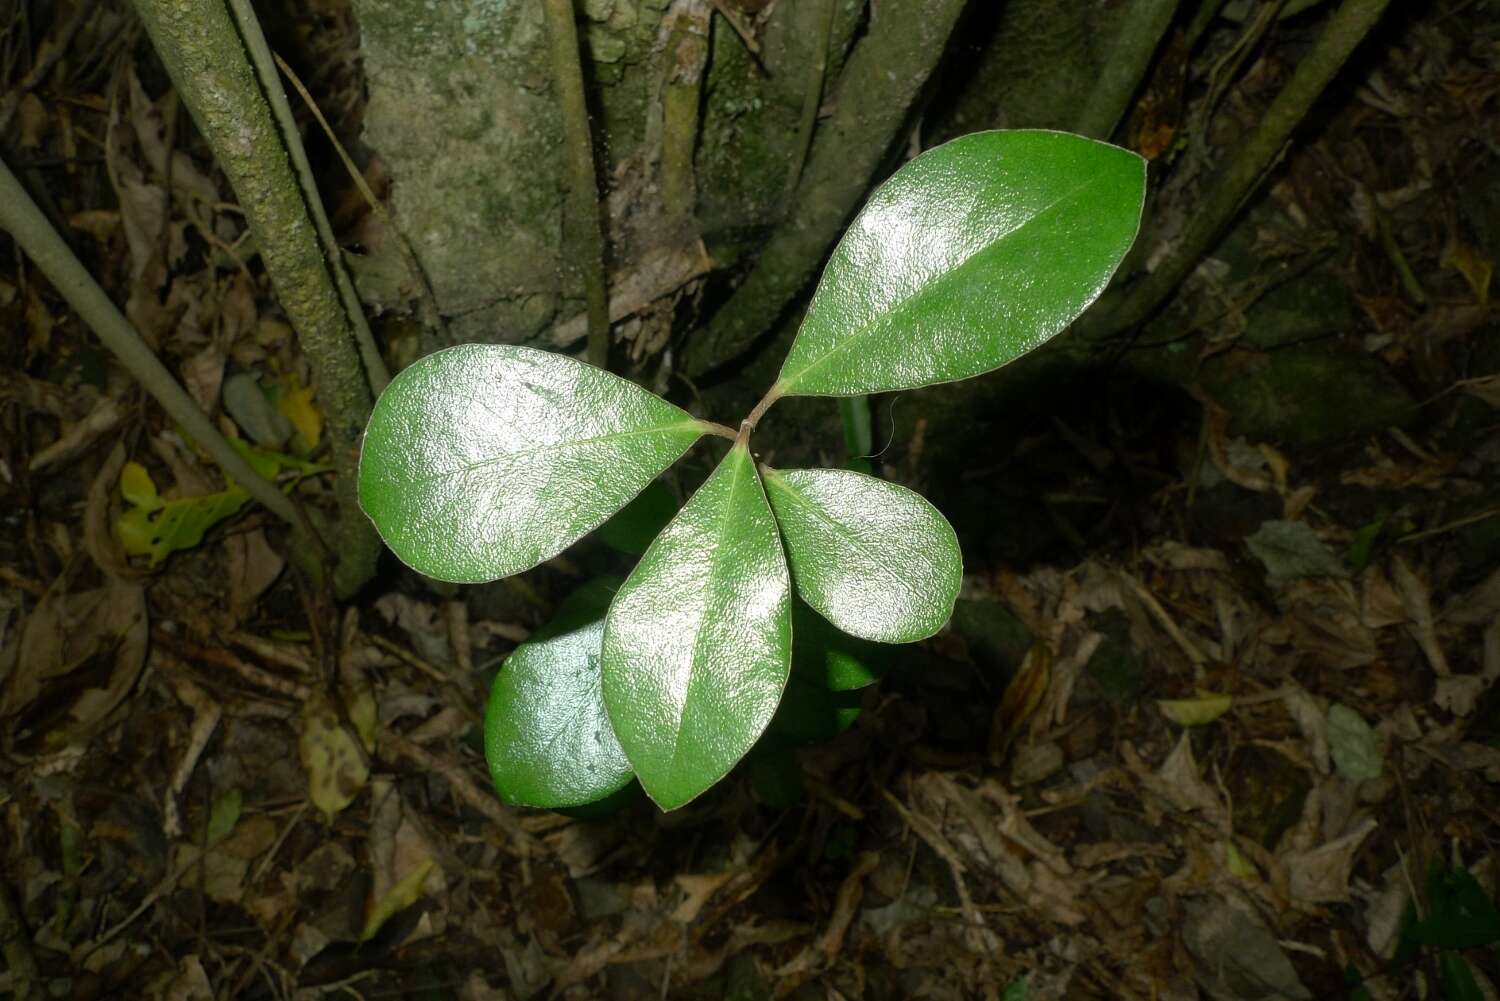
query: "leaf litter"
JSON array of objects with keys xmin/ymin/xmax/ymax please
[{"xmin": 1, "ymin": 2, "xmax": 1499, "ymax": 1000}]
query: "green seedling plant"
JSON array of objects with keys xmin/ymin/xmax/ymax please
[{"xmin": 358, "ymin": 130, "xmax": 1146, "ymax": 811}]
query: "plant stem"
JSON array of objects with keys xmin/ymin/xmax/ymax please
[
  {"xmin": 699, "ymin": 420, "xmax": 741, "ymax": 442},
  {"xmin": 785, "ymin": 0, "xmax": 837, "ymax": 199},
  {"xmin": 0, "ymin": 156, "xmax": 309, "ymax": 536},
  {"xmin": 226, "ymin": 0, "xmax": 390, "ymax": 396},
  {"xmin": 1084, "ymin": 0, "xmax": 1394, "ymax": 340},
  {"xmin": 131, "ymin": 0, "xmax": 381, "ymax": 597},
  {"xmin": 1073, "ymin": 0, "xmax": 1184, "ymax": 141},
  {"xmin": 660, "ymin": 0, "xmax": 710, "ymax": 227},
  {"xmin": 271, "ymin": 52, "xmax": 445, "ymax": 347},
  {"xmin": 839, "ymin": 395, "xmax": 873, "ymax": 473},
  {"xmin": 682, "ymin": 0, "xmax": 970, "ymax": 377},
  {"xmin": 740, "ymin": 384, "xmax": 784, "ymax": 439},
  {"xmin": 543, "ymin": 0, "xmax": 612, "ymax": 371}
]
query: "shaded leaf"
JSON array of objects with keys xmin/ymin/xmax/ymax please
[
  {"xmin": 601, "ymin": 444, "xmax": 791, "ymax": 810},
  {"xmin": 766, "ymin": 680, "xmax": 862, "ymax": 746},
  {"xmin": 748, "ymin": 746, "xmax": 805, "ymax": 808},
  {"xmin": 791, "ymin": 599, "xmax": 887, "ymax": 691},
  {"xmin": 484, "ymin": 578, "xmax": 634, "ymax": 809},
  {"xmin": 554, "ymin": 781, "xmax": 641, "ymax": 821},
  {"xmin": 593, "ymin": 479, "xmax": 678, "ymax": 556},
  {"xmin": 763, "ymin": 467, "xmax": 961, "ymax": 643},
  {"xmin": 205, "ymin": 788, "xmax": 243, "ymax": 847},
  {"xmin": 359, "ymin": 344, "xmax": 706, "ymax": 583},
  {"xmin": 1438, "ymin": 952, "xmax": 1484, "ymax": 1001},
  {"xmin": 1406, "ymin": 865, "xmax": 1500, "ymax": 949},
  {"xmin": 1245, "ymin": 520, "xmax": 1348, "ymax": 584},
  {"xmin": 222, "ymin": 372, "xmax": 291, "ymax": 448},
  {"xmin": 775, "ymin": 130, "xmax": 1145, "ymax": 397},
  {"xmin": 839, "ymin": 396, "xmax": 874, "ymax": 474},
  {"xmin": 1327, "ymin": 703, "xmax": 1382, "ymax": 782}
]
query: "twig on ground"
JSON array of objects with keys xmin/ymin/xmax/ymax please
[
  {"xmin": 162, "ymin": 676, "xmax": 223, "ymax": 838},
  {"xmin": 384, "ymin": 731, "xmax": 539, "ymax": 855}
]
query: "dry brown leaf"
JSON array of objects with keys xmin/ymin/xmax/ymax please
[
  {"xmin": 1149, "ymin": 541, "xmax": 1232, "ymax": 573},
  {"xmin": 148, "ymin": 954, "xmax": 214, "ymax": 1001},
  {"xmin": 1359, "ymin": 565, "xmax": 1407, "ymax": 629},
  {"xmin": 1283, "ymin": 816, "xmax": 1377, "ymax": 904},
  {"xmin": 374, "ymin": 593, "xmax": 452, "ymax": 666},
  {"xmin": 1181, "ymin": 894, "xmax": 1312, "ymax": 1000},
  {"xmin": 2, "ymin": 576, "xmax": 150, "ymax": 728},
  {"xmin": 672, "ymin": 870, "xmax": 736, "ymax": 924},
  {"xmin": 83, "ymin": 442, "xmax": 148, "ymax": 582},
  {"xmin": 1392, "ymin": 555, "xmax": 1450, "ymax": 677},
  {"xmin": 171, "ymin": 842, "xmax": 251, "ymax": 905},
  {"xmin": 1282, "ymin": 579, "xmax": 1379, "ymax": 669},
  {"xmin": 989, "ymin": 642, "xmax": 1051, "ymax": 764},
  {"xmin": 364, "ymin": 778, "xmax": 445, "ymax": 943},
  {"xmin": 1282, "ymin": 687, "xmax": 1331, "ymax": 775},
  {"xmin": 125, "ymin": 73, "xmax": 199, "ymax": 197},
  {"xmin": 1138, "ymin": 733, "xmax": 1225, "ymax": 821},
  {"xmin": 226, "ymin": 528, "xmax": 285, "ymax": 624},
  {"xmin": 1447, "ymin": 566, "xmax": 1500, "ymax": 624},
  {"xmin": 1463, "ymin": 374, "xmax": 1500, "ymax": 408}
]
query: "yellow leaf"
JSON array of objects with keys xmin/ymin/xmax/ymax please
[
  {"xmin": 1443, "ymin": 241, "xmax": 1492, "ymax": 305},
  {"xmin": 298, "ymin": 692, "xmax": 373, "ymax": 819},
  {"xmin": 277, "ymin": 377, "xmax": 322, "ymax": 454},
  {"xmin": 1226, "ymin": 841, "xmax": 1257, "ymax": 879},
  {"xmin": 116, "ymin": 505, "xmax": 160, "ymax": 558},
  {"xmin": 119, "ymin": 461, "xmax": 161, "ymax": 510},
  {"xmin": 1158, "ymin": 691, "xmax": 1233, "ymax": 726},
  {"xmin": 989, "ymin": 643, "xmax": 1052, "ymax": 764},
  {"xmin": 360, "ymin": 859, "xmax": 433, "ymax": 943}
]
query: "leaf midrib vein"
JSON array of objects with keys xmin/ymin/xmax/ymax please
[
  {"xmin": 386, "ymin": 420, "xmax": 702, "ymax": 487},
  {"xmin": 666, "ymin": 452, "xmax": 750, "ymax": 783}
]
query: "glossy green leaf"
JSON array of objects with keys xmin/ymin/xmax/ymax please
[
  {"xmin": 601, "ymin": 444, "xmax": 792, "ymax": 810},
  {"xmin": 484, "ymin": 578, "xmax": 634, "ymax": 809},
  {"xmin": 359, "ymin": 344, "xmax": 706, "ymax": 583},
  {"xmin": 775, "ymin": 130, "xmax": 1146, "ymax": 397},
  {"xmin": 763, "ymin": 467, "xmax": 961, "ymax": 643}
]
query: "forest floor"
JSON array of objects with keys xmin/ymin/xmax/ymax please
[{"xmin": 3, "ymin": 2, "xmax": 1500, "ymax": 1001}]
